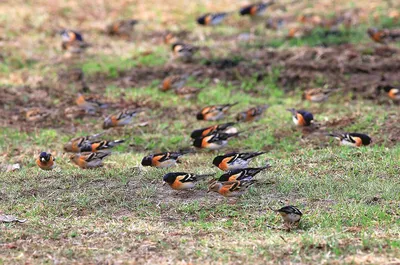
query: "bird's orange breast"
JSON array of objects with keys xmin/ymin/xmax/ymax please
[{"xmin": 296, "ymin": 113, "xmax": 306, "ymax": 126}]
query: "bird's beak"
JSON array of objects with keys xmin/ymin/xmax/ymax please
[
  {"xmin": 162, "ymin": 182, "xmax": 166, "ymax": 186},
  {"xmin": 207, "ymin": 189, "xmax": 211, "ymax": 193},
  {"xmin": 40, "ymin": 158, "xmax": 45, "ymax": 162}
]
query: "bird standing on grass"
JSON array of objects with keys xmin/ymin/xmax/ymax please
[
  {"xmin": 196, "ymin": 103, "xmax": 238, "ymax": 121},
  {"xmin": 218, "ymin": 165, "xmax": 271, "ymax": 182},
  {"xmin": 271, "ymin": 205, "xmax": 303, "ymax": 228},
  {"xmin": 171, "ymin": 42, "xmax": 199, "ymax": 62},
  {"xmin": 302, "ymin": 88, "xmax": 332, "ymax": 102},
  {"xmin": 163, "ymin": 172, "xmax": 214, "ymax": 190},
  {"xmin": 367, "ymin": 28, "xmax": 400, "ymax": 44},
  {"xmin": 191, "ymin": 122, "xmax": 238, "ymax": 139},
  {"xmin": 103, "ymin": 109, "xmax": 141, "ymax": 129},
  {"xmin": 236, "ymin": 105, "xmax": 269, "ymax": 122},
  {"xmin": 327, "ymin": 133, "xmax": 372, "ymax": 147},
  {"xmin": 213, "ymin": 152, "xmax": 266, "ymax": 171},
  {"xmin": 60, "ymin": 30, "xmax": 89, "ymax": 54},
  {"xmin": 141, "ymin": 152, "xmax": 188, "ymax": 168},
  {"xmin": 207, "ymin": 179, "xmax": 256, "ymax": 199},
  {"xmin": 63, "ymin": 133, "xmax": 103, "ymax": 153},
  {"xmin": 161, "ymin": 74, "xmax": 189, "ymax": 92},
  {"xmin": 69, "ymin": 152, "xmax": 110, "ymax": 169},
  {"xmin": 107, "ymin": 19, "xmax": 139, "ymax": 37},
  {"xmin": 36, "ymin": 152, "xmax": 56, "ymax": 170},
  {"xmin": 197, "ymin": 12, "xmax": 230, "ymax": 26},
  {"xmin": 377, "ymin": 85, "xmax": 400, "ymax": 101},
  {"xmin": 287, "ymin": 108, "xmax": 314, "ymax": 127},
  {"xmin": 239, "ymin": 2, "xmax": 274, "ymax": 17},
  {"xmin": 193, "ymin": 132, "xmax": 239, "ymax": 150},
  {"xmin": 76, "ymin": 94, "xmax": 108, "ymax": 114}
]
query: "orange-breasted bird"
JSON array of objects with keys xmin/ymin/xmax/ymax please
[
  {"xmin": 25, "ymin": 108, "xmax": 51, "ymax": 122},
  {"xmin": 69, "ymin": 152, "xmax": 110, "ymax": 169},
  {"xmin": 218, "ymin": 165, "xmax": 271, "ymax": 182},
  {"xmin": 161, "ymin": 74, "xmax": 188, "ymax": 92},
  {"xmin": 287, "ymin": 108, "xmax": 314, "ymax": 126},
  {"xmin": 103, "ymin": 109, "xmax": 140, "ymax": 129},
  {"xmin": 76, "ymin": 94, "xmax": 108, "ymax": 114},
  {"xmin": 163, "ymin": 172, "xmax": 214, "ymax": 190},
  {"xmin": 236, "ymin": 105, "xmax": 269, "ymax": 122},
  {"xmin": 171, "ymin": 42, "xmax": 199, "ymax": 62},
  {"xmin": 197, "ymin": 12, "xmax": 230, "ymax": 26},
  {"xmin": 377, "ymin": 85, "xmax": 400, "ymax": 100},
  {"xmin": 193, "ymin": 132, "xmax": 239, "ymax": 150},
  {"xmin": 196, "ymin": 103, "xmax": 238, "ymax": 121},
  {"xmin": 36, "ymin": 152, "xmax": 56, "ymax": 170},
  {"xmin": 107, "ymin": 19, "xmax": 139, "ymax": 37},
  {"xmin": 190, "ymin": 122, "xmax": 238, "ymax": 139},
  {"xmin": 60, "ymin": 29, "xmax": 89, "ymax": 53},
  {"xmin": 271, "ymin": 205, "xmax": 303, "ymax": 226},
  {"xmin": 302, "ymin": 88, "xmax": 332, "ymax": 102},
  {"xmin": 367, "ymin": 28, "xmax": 400, "ymax": 44},
  {"xmin": 239, "ymin": 2, "xmax": 273, "ymax": 17},
  {"xmin": 141, "ymin": 152, "xmax": 187, "ymax": 168},
  {"xmin": 213, "ymin": 151, "xmax": 265, "ymax": 171},
  {"xmin": 79, "ymin": 139, "xmax": 125, "ymax": 152},
  {"xmin": 327, "ymin": 133, "xmax": 372, "ymax": 147},
  {"xmin": 207, "ymin": 179, "xmax": 256, "ymax": 197},
  {"xmin": 63, "ymin": 133, "xmax": 104, "ymax": 152}
]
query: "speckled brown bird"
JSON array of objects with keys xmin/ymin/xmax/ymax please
[
  {"xmin": 69, "ymin": 152, "xmax": 110, "ymax": 169},
  {"xmin": 272, "ymin": 205, "xmax": 303, "ymax": 226},
  {"xmin": 75, "ymin": 94, "xmax": 108, "ymax": 114},
  {"xmin": 36, "ymin": 152, "xmax": 56, "ymax": 170},
  {"xmin": 236, "ymin": 105, "xmax": 269, "ymax": 122},
  {"xmin": 107, "ymin": 19, "xmax": 138, "ymax": 37},
  {"xmin": 25, "ymin": 108, "xmax": 51, "ymax": 122},
  {"xmin": 175, "ymin": 86, "xmax": 202, "ymax": 99},
  {"xmin": 197, "ymin": 103, "xmax": 238, "ymax": 121}
]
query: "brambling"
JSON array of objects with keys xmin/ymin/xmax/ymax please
[
  {"xmin": 190, "ymin": 122, "xmax": 238, "ymax": 139},
  {"xmin": 367, "ymin": 28, "xmax": 388, "ymax": 43},
  {"xmin": 76, "ymin": 94, "xmax": 107, "ymax": 114},
  {"xmin": 213, "ymin": 151, "xmax": 265, "ymax": 171},
  {"xmin": 163, "ymin": 172, "xmax": 214, "ymax": 190},
  {"xmin": 239, "ymin": 2, "xmax": 273, "ymax": 17},
  {"xmin": 63, "ymin": 133, "xmax": 104, "ymax": 152},
  {"xmin": 161, "ymin": 74, "xmax": 188, "ymax": 92},
  {"xmin": 193, "ymin": 132, "xmax": 239, "ymax": 150},
  {"xmin": 196, "ymin": 103, "xmax": 238, "ymax": 121},
  {"xmin": 175, "ymin": 86, "xmax": 202, "ymax": 99},
  {"xmin": 103, "ymin": 109, "xmax": 140, "ymax": 129},
  {"xmin": 171, "ymin": 42, "xmax": 199, "ymax": 62},
  {"xmin": 327, "ymin": 133, "xmax": 372, "ymax": 147},
  {"xmin": 272, "ymin": 205, "xmax": 303, "ymax": 227},
  {"xmin": 287, "ymin": 108, "xmax": 314, "ymax": 126},
  {"xmin": 141, "ymin": 151, "xmax": 187, "ymax": 168},
  {"xmin": 163, "ymin": 31, "xmax": 189, "ymax": 44},
  {"xmin": 79, "ymin": 139, "xmax": 125, "ymax": 152},
  {"xmin": 25, "ymin": 108, "xmax": 50, "ymax": 122},
  {"xmin": 36, "ymin": 152, "xmax": 56, "ymax": 170},
  {"xmin": 207, "ymin": 179, "xmax": 256, "ymax": 197},
  {"xmin": 60, "ymin": 29, "xmax": 89, "ymax": 53},
  {"xmin": 197, "ymin": 12, "xmax": 230, "ymax": 26},
  {"xmin": 236, "ymin": 105, "xmax": 269, "ymax": 122},
  {"xmin": 378, "ymin": 85, "xmax": 400, "ymax": 100},
  {"xmin": 302, "ymin": 88, "xmax": 331, "ymax": 102},
  {"xmin": 69, "ymin": 151, "xmax": 110, "ymax": 169},
  {"xmin": 107, "ymin": 19, "xmax": 138, "ymax": 37},
  {"xmin": 218, "ymin": 165, "xmax": 271, "ymax": 182}
]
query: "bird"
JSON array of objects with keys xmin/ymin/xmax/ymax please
[
  {"xmin": 287, "ymin": 108, "xmax": 314, "ymax": 126},
  {"xmin": 239, "ymin": 2, "xmax": 273, "ymax": 17},
  {"xmin": 327, "ymin": 133, "xmax": 372, "ymax": 147},
  {"xmin": 271, "ymin": 205, "xmax": 303, "ymax": 226},
  {"xmin": 175, "ymin": 86, "xmax": 202, "ymax": 99},
  {"xmin": 63, "ymin": 133, "xmax": 104, "ymax": 152},
  {"xmin": 103, "ymin": 109, "xmax": 140, "ymax": 129},
  {"xmin": 163, "ymin": 172, "xmax": 214, "ymax": 190},
  {"xmin": 141, "ymin": 152, "xmax": 187, "ymax": 168},
  {"xmin": 60, "ymin": 29, "xmax": 89, "ymax": 53},
  {"xmin": 236, "ymin": 105, "xmax": 269, "ymax": 122},
  {"xmin": 75, "ymin": 94, "xmax": 107, "ymax": 114},
  {"xmin": 190, "ymin": 122, "xmax": 238, "ymax": 139},
  {"xmin": 212, "ymin": 152, "xmax": 265, "ymax": 171},
  {"xmin": 377, "ymin": 85, "xmax": 400, "ymax": 100},
  {"xmin": 367, "ymin": 28, "xmax": 400, "ymax": 44},
  {"xmin": 69, "ymin": 152, "xmax": 110, "ymax": 169},
  {"xmin": 171, "ymin": 42, "xmax": 199, "ymax": 62},
  {"xmin": 193, "ymin": 132, "xmax": 239, "ymax": 150},
  {"xmin": 78, "ymin": 139, "xmax": 125, "ymax": 152},
  {"xmin": 302, "ymin": 88, "xmax": 332, "ymax": 102},
  {"xmin": 25, "ymin": 108, "xmax": 51, "ymax": 122},
  {"xmin": 207, "ymin": 179, "xmax": 256, "ymax": 197},
  {"xmin": 196, "ymin": 103, "xmax": 238, "ymax": 121},
  {"xmin": 161, "ymin": 74, "xmax": 188, "ymax": 92},
  {"xmin": 36, "ymin": 152, "xmax": 56, "ymax": 170},
  {"xmin": 107, "ymin": 19, "xmax": 139, "ymax": 37},
  {"xmin": 197, "ymin": 12, "xmax": 230, "ymax": 26},
  {"xmin": 218, "ymin": 165, "xmax": 271, "ymax": 182}
]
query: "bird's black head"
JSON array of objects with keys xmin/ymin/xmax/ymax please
[
  {"xmin": 352, "ymin": 133, "xmax": 372, "ymax": 145},
  {"xmin": 378, "ymin": 85, "xmax": 394, "ymax": 93},
  {"xmin": 190, "ymin": 128, "xmax": 203, "ymax": 139},
  {"xmin": 163, "ymin": 172, "xmax": 184, "ymax": 184},
  {"xmin": 196, "ymin": 112, "xmax": 204, "ymax": 120},
  {"xmin": 193, "ymin": 138, "xmax": 203, "ymax": 148},
  {"xmin": 39, "ymin": 152, "xmax": 51, "ymax": 162},
  {"xmin": 212, "ymin": 155, "xmax": 224, "ymax": 167},
  {"xmin": 197, "ymin": 15, "xmax": 207, "ymax": 25},
  {"xmin": 141, "ymin": 155, "xmax": 153, "ymax": 166}
]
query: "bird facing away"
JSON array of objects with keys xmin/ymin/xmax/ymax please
[
  {"xmin": 239, "ymin": 2, "xmax": 273, "ymax": 17},
  {"xmin": 272, "ymin": 205, "xmax": 303, "ymax": 226},
  {"xmin": 69, "ymin": 152, "xmax": 111, "ymax": 169},
  {"xmin": 218, "ymin": 165, "xmax": 271, "ymax": 182},
  {"xmin": 36, "ymin": 152, "xmax": 56, "ymax": 170},
  {"xmin": 236, "ymin": 105, "xmax": 269, "ymax": 122},
  {"xmin": 141, "ymin": 152, "xmax": 187, "ymax": 168},
  {"xmin": 75, "ymin": 94, "xmax": 108, "ymax": 114},
  {"xmin": 196, "ymin": 103, "xmax": 238, "ymax": 121},
  {"xmin": 193, "ymin": 132, "xmax": 239, "ymax": 150},
  {"xmin": 107, "ymin": 19, "xmax": 138, "ymax": 37},
  {"xmin": 161, "ymin": 74, "xmax": 189, "ymax": 92},
  {"xmin": 302, "ymin": 88, "xmax": 332, "ymax": 102},
  {"xmin": 213, "ymin": 152, "xmax": 266, "ymax": 171},
  {"xmin": 190, "ymin": 122, "xmax": 238, "ymax": 139},
  {"xmin": 287, "ymin": 108, "xmax": 314, "ymax": 126},
  {"xmin": 63, "ymin": 133, "xmax": 104, "ymax": 153},
  {"xmin": 377, "ymin": 85, "xmax": 400, "ymax": 100},
  {"xmin": 163, "ymin": 172, "xmax": 214, "ymax": 190},
  {"xmin": 327, "ymin": 133, "xmax": 372, "ymax": 147},
  {"xmin": 207, "ymin": 179, "xmax": 256, "ymax": 197}
]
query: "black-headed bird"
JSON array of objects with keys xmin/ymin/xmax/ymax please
[
  {"xmin": 327, "ymin": 133, "xmax": 372, "ymax": 147},
  {"xmin": 163, "ymin": 172, "xmax": 214, "ymax": 190},
  {"xmin": 36, "ymin": 152, "xmax": 56, "ymax": 170},
  {"xmin": 213, "ymin": 151, "xmax": 265, "ymax": 171}
]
